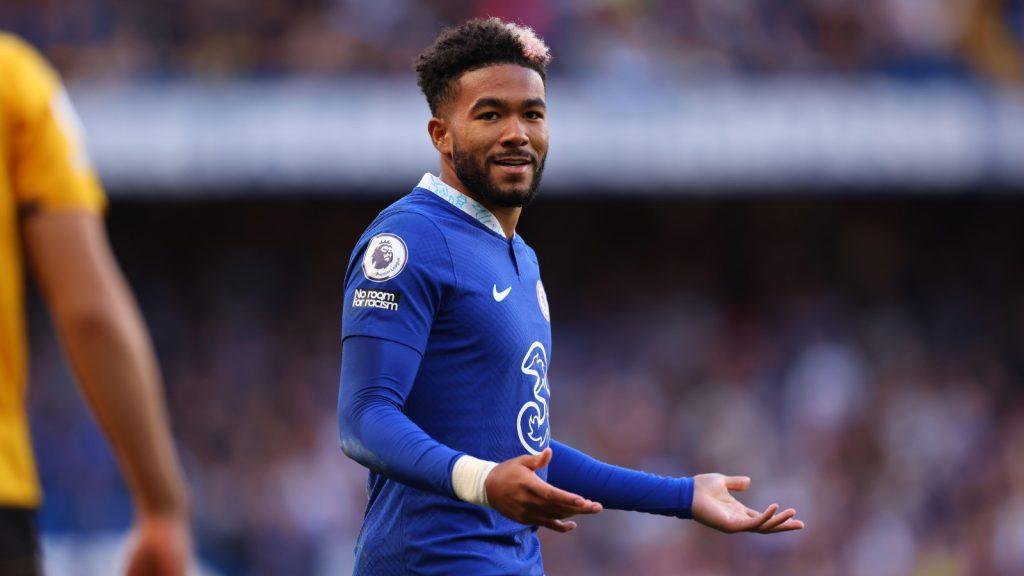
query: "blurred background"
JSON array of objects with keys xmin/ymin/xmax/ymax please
[{"xmin": 5, "ymin": 0, "xmax": 1024, "ymax": 574}]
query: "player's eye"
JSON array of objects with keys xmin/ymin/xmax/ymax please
[
  {"xmin": 478, "ymin": 111, "xmax": 499, "ymax": 121},
  {"xmin": 525, "ymin": 111, "xmax": 545, "ymax": 120}
]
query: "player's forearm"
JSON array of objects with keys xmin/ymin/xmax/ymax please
[
  {"xmin": 339, "ymin": 336, "xmax": 462, "ymax": 496},
  {"xmin": 55, "ymin": 295, "xmax": 189, "ymax": 517},
  {"xmin": 548, "ymin": 440, "xmax": 693, "ymax": 518},
  {"xmin": 24, "ymin": 213, "xmax": 188, "ymax": 518},
  {"xmin": 339, "ymin": 390, "xmax": 462, "ymax": 495}
]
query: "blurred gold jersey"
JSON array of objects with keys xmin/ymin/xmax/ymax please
[{"xmin": 0, "ymin": 33, "xmax": 105, "ymax": 507}]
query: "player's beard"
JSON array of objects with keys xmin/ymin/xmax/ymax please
[{"xmin": 452, "ymin": 142, "xmax": 545, "ymax": 208}]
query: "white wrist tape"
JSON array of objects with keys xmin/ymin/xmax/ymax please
[{"xmin": 452, "ymin": 455, "xmax": 499, "ymax": 507}]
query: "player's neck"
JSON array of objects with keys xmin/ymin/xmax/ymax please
[{"xmin": 438, "ymin": 169, "xmax": 520, "ymax": 240}]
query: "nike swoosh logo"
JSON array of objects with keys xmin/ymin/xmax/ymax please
[{"xmin": 493, "ymin": 285, "xmax": 512, "ymax": 302}]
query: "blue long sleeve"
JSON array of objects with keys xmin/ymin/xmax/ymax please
[
  {"xmin": 338, "ymin": 335, "xmax": 463, "ymax": 497},
  {"xmin": 548, "ymin": 440, "xmax": 694, "ymax": 519}
]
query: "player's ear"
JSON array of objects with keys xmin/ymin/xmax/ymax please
[{"xmin": 427, "ymin": 117, "xmax": 452, "ymax": 156}]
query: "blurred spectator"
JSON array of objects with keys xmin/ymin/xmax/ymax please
[{"xmin": 2, "ymin": 0, "xmax": 1021, "ymax": 83}]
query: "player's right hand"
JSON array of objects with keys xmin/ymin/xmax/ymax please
[
  {"xmin": 124, "ymin": 512, "xmax": 193, "ymax": 575},
  {"xmin": 691, "ymin": 473, "xmax": 804, "ymax": 535},
  {"xmin": 485, "ymin": 447, "xmax": 603, "ymax": 533}
]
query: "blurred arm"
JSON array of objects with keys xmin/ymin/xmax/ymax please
[
  {"xmin": 22, "ymin": 210, "xmax": 189, "ymax": 518},
  {"xmin": 338, "ymin": 335, "xmax": 463, "ymax": 497},
  {"xmin": 960, "ymin": 0, "xmax": 1024, "ymax": 84},
  {"xmin": 548, "ymin": 440, "xmax": 693, "ymax": 518}
]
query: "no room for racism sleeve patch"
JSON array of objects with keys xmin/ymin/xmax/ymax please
[{"xmin": 352, "ymin": 288, "xmax": 401, "ymax": 312}]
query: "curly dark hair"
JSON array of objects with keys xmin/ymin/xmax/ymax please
[{"xmin": 415, "ymin": 17, "xmax": 552, "ymax": 117}]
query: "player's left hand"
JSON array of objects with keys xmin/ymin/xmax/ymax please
[
  {"xmin": 691, "ymin": 473, "xmax": 804, "ymax": 534},
  {"xmin": 486, "ymin": 447, "xmax": 603, "ymax": 533},
  {"xmin": 124, "ymin": 512, "xmax": 193, "ymax": 575}
]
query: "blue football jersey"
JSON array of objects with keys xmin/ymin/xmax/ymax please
[{"xmin": 342, "ymin": 173, "xmax": 553, "ymax": 575}]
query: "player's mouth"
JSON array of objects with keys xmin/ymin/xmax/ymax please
[{"xmin": 491, "ymin": 156, "xmax": 533, "ymax": 175}]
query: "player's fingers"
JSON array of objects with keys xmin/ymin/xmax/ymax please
[
  {"xmin": 756, "ymin": 508, "xmax": 796, "ymax": 533},
  {"xmin": 765, "ymin": 518, "xmax": 805, "ymax": 533},
  {"xmin": 724, "ymin": 476, "xmax": 751, "ymax": 492},
  {"xmin": 529, "ymin": 493, "xmax": 601, "ymax": 519},
  {"xmin": 520, "ymin": 492, "xmax": 581, "ymax": 519},
  {"xmin": 542, "ymin": 501, "xmax": 602, "ymax": 516},
  {"xmin": 527, "ymin": 477, "xmax": 598, "ymax": 512},
  {"xmin": 537, "ymin": 517, "xmax": 577, "ymax": 533},
  {"xmin": 537, "ymin": 447, "xmax": 553, "ymax": 469},
  {"xmin": 734, "ymin": 503, "xmax": 777, "ymax": 532},
  {"xmin": 525, "ymin": 448, "xmax": 553, "ymax": 471},
  {"xmin": 542, "ymin": 499, "xmax": 602, "ymax": 517}
]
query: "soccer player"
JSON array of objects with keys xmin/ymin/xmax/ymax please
[
  {"xmin": 339, "ymin": 18, "xmax": 804, "ymax": 574},
  {"xmin": 0, "ymin": 34, "xmax": 191, "ymax": 575}
]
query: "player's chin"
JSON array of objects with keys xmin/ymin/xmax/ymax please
[
  {"xmin": 492, "ymin": 169, "xmax": 534, "ymax": 192},
  {"xmin": 497, "ymin": 187, "xmax": 536, "ymax": 207},
  {"xmin": 483, "ymin": 181, "xmax": 532, "ymax": 207}
]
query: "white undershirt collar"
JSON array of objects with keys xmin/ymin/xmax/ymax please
[{"xmin": 416, "ymin": 173, "xmax": 509, "ymax": 239}]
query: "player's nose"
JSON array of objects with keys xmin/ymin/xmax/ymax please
[{"xmin": 499, "ymin": 118, "xmax": 529, "ymax": 148}]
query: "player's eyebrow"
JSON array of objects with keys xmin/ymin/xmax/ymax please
[
  {"xmin": 469, "ymin": 98, "xmax": 507, "ymax": 114},
  {"xmin": 469, "ymin": 97, "xmax": 547, "ymax": 114},
  {"xmin": 523, "ymin": 98, "xmax": 546, "ymax": 110}
]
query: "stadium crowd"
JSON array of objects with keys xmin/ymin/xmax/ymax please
[
  {"xmin": 2, "ymin": 0, "xmax": 1022, "ymax": 83},
  {"xmin": 25, "ymin": 199, "xmax": 1024, "ymax": 575}
]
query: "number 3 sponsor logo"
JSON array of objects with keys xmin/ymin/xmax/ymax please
[{"xmin": 516, "ymin": 342, "xmax": 550, "ymax": 454}]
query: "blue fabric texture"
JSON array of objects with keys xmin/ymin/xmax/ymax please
[{"xmin": 548, "ymin": 440, "xmax": 694, "ymax": 519}]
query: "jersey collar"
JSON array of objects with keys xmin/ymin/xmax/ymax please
[{"xmin": 416, "ymin": 173, "xmax": 509, "ymax": 239}]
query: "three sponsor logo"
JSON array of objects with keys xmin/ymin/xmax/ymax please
[{"xmin": 516, "ymin": 341, "xmax": 550, "ymax": 454}]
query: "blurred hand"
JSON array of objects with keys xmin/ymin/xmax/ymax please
[
  {"xmin": 485, "ymin": 447, "xmax": 603, "ymax": 533},
  {"xmin": 125, "ymin": 513, "xmax": 192, "ymax": 576},
  {"xmin": 691, "ymin": 473, "xmax": 804, "ymax": 534}
]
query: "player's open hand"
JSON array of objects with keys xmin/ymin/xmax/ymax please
[
  {"xmin": 691, "ymin": 473, "xmax": 804, "ymax": 534},
  {"xmin": 124, "ymin": 512, "xmax": 192, "ymax": 575},
  {"xmin": 486, "ymin": 447, "xmax": 603, "ymax": 533}
]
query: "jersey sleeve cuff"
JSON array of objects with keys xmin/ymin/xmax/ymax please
[{"xmin": 678, "ymin": 476, "xmax": 695, "ymax": 519}]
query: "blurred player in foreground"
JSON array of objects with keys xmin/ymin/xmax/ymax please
[
  {"xmin": 338, "ymin": 18, "xmax": 804, "ymax": 574},
  {"xmin": 0, "ymin": 34, "xmax": 191, "ymax": 575}
]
